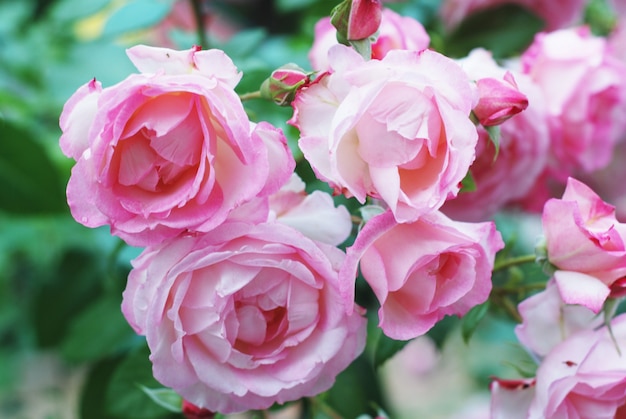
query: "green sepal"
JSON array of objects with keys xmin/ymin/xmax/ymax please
[{"xmin": 461, "ymin": 300, "xmax": 490, "ymax": 344}]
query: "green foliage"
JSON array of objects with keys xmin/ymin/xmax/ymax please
[
  {"xmin": 444, "ymin": 4, "xmax": 544, "ymax": 58},
  {"xmin": 374, "ymin": 332, "xmax": 410, "ymax": 369},
  {"xmin": 0, "ymin": 121, "xmax": 66, "ymax": 214},
  {"xmin": 106, "ymin": 345, "xmax": 177, "ymax": 419},
  {"xmin": 461, "ymin": 301, "xmax": 491, "ymax": 344},
  {"xmin": 33, "ymin": 248, "xmax": 105, "ymax": 348},
  {"xmin": 60, "ymin": 295, "xmax": 137, "ymax": 362},
  {"xmin": 324, "ymin": 354, "xmax": 388, "ymax": 418}
]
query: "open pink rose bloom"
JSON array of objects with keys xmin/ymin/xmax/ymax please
[
  {"xmin": 52, "ymin": 1, "xmax": 626, "ymax": 416},
  {"xmin": 60, "ymin": 45, "xmax": 294, "ymax": 246}
]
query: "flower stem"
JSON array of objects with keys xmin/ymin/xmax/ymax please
[
  {"xmin": 189, "ymin": 0, "xmax": 209, "ymax": 49},
  {"xmin": 239, "ymin": 91, "xmax": 262, "ymax": 101},
  {"xmin": 493, "ymin": 254, "xmax": 537, "ymax": 272}
]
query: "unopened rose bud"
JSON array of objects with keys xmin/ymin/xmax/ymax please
[
  {"xmin": 260, "ymin": 64, "xmax": 310, "ymax": 106},
  {"xmin": 331, "ymin": 0, "xmax": 382, "ymax": 42},
  {"xmin": 473, "ymin": 72, "xmax": 529, "ymax": 127},
  {"xmin": 182, "ymin": 399, "xmax": 214, "ymax": 419}
]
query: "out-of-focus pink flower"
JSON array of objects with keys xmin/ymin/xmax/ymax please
[
  {"xmin": 269, "ymin": 173, "xmax": 352, "ymax": 246},
  {"xmin": 522, "ymin": 26, "xmax": 626, "ymax": 176},
  {"xmin": 515, "ymin": 280, "xmax": 603, "ymax": 358},
  {"xmin": 59, "ymin": 45, "xmax": 294, "ymax": 246},
  {"xmin": 309, "ymin": 9, "xmax": 430, "ymax": 71},
  {"xmin": 442, "ymin": 49, "xmax": 548, "ymax": 221},
  {"xmin": 528, "ymin": 314, "xmax": 626, "ymax": 418},
  {"xmin": 122, "ymin": 222, "xmax": 366, "ymax": 414},
  {"xmin": 542, "ymin": 177, "xmax": 626, "ymax": 312},
  {"xmin": 440, "ymin": 0, "xmax": 587, "ymax": 32},
  {"xmin": 292, "ymin": 45, "xmax": 477, "ymax": 223},
  {"xmin": 339, "ymin": 210, "xmax": 503, "ymax": 339},
  {"xmin": 577, "ymin": 139, "xmax": 626, "ymax": 222}
]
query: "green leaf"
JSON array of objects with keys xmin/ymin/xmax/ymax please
[
  {"xmin": 461, "ymin": 300, "xmax": 491, "ymax": 344},
  {"xmin": 324, "ymin": 354, "xmax": 386, "ymax": 418},
  {"xmin": 485, "ymin": 125, "xmax": 501, "ymax": 162},
  {"xmin": 103, "ymin": 0, "xmax": 171, "ymax": 37},
  {"xmin": 374, "ymin": 333, "xmax": 410, "ymax": 369},
  {"xmin": 33, "ymin": 248, "xmax": 104, "ymax": 348},
  {"xmin": 426, "ymin": 315, "xmax": 458, "ymax": 349},
  {"xmin": 80, "ymin": 357, "xmax": 124, "ymax": 419},
  {"xmin": 459, "ymin": 170, "xmax": 477, "ymax": 193},
  {"xmin": 0, "ymin": 121, "xmax": 66, "ymax": 214},
  {"xmin": 106, "ymin": 345, "xmax": 174, "ymax": 419},
  {"xmin": 61, "ymin": 294, "xmax": 136, "ymax": 362},
  {"xmin": 138, "ymin": 386, "xmax": 182, "ymax": 413},
  {"xmin": 444, "ymin": 4, "xmax": 544, "ymax": 58}
]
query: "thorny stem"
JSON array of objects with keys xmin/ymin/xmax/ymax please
[
  {"xmin": 493, "ymin": 254, "xmax": 537, "ymax": 272},
  {"xmin": 190, "ymin": 0, "xmax": 209, "ymax": 49}
]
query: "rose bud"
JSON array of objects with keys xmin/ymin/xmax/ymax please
[
  {"xmin": 331, "ymin": 0, "xmax": 382, "ymax": 42},
  {"xmin": 260, "ymin": 64, "xmax": 310, "ymax": 106},
  {"xmin": 473, "ymin": 72, "xmax": 529, "ymax": 127}
]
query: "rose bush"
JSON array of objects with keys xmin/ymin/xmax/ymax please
[
  {"xmin": 122, "ymin": 221, "xmax": 366, "ymax": 413},
  {"xmin": 339, "ymin": 210, "xmax": 504, "ymax": 339},
  {"xmin": 60, "ymin": 45, "xmax": 293, "ymax": 246},
  {"xmin": 292, "ymin": 45, "xmax": 478, "ymax": 223}
]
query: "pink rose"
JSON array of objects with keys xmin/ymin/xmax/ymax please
[
  {"xmin": 122, "ymin": 222, "xmax": 366, "ymax": 414},
  {"xmin": 522, "ymin": 26, "xmax": 626, "ymax": 176},
  {"xmin": 269, "ymin": 173, "xmax": 352, "ymax": 246},
  {"xmin": 542, "ymin": 177, "xmax": 626, "ymax": 312},
  {"xmin": 442, "ymin": 49, "xmax": 549, "ymax": 221},
  {"xmin": 339, "ymin": 210, "xmax": 504, "ymax": 339},
  {"xmin": 527, "ymin": 314, "xmax": 626, "ymax": 418},
  {"xmin": 59, "ymin": 45, "xmax": 294, "ymax": 246},
  {"xmin": 292, "ymin": 45, "xmax": 478, "ymax": 223},
  {"xmin": 440, "ymin": 0, "xmax": 586, "ymax": 32},
  {"xmin": 515, "ymin": 280, "xmax": 602, "ymax": 358},
  {"xmin": 309, "ymin": 9, "xmax": 430, "ymax": 72}
]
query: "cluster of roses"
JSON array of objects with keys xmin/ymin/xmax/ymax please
[
  {"xmin": 58, "ymin": 1, "xmax": 626, "ymax": 417},
  {"xmin": 491, "ymin": 178, "xmax": 626, "ymax": 418}
]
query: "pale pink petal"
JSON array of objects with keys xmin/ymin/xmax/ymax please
[
  {"xmin": 553, "ymin": 270, "xmax": 611, "ymax": 313},
  {"xmin": 59, "ymin": 78, "xmax": 102, "ymax": 160}
]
